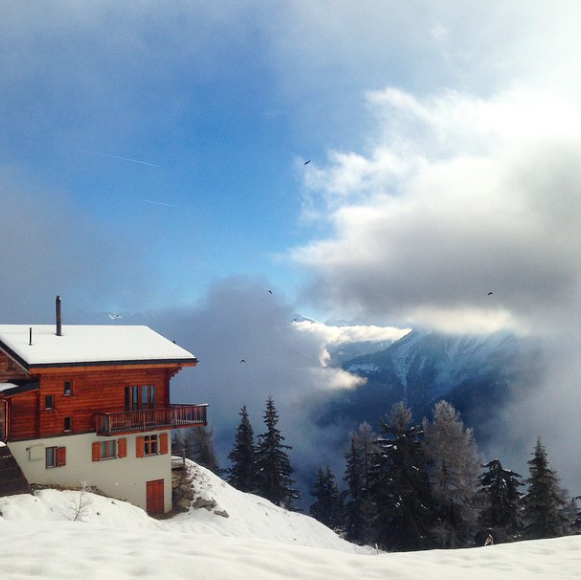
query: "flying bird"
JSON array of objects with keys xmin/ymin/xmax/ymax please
[
  {"xmin": 240, "ymin": 359, "xmax": 246, "ymax": 363},
  {"xmin": 304, "ymin": 160, "xmax": 311, "ymax": 165},
  {"xmin": 268, "ymin": 290, "xmax": 273, "ymax": 294},
  {"xmin": 488, "ymin": 292, "xmax": 493, "ymax": 296},
  {"xmin": 108, "ymin": 312, "xmax": 122, "ymax": 320}
]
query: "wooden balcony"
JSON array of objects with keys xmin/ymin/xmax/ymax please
[{"xmin": 95, "ymin": 404, "xmax": 208, "ymax": 436}]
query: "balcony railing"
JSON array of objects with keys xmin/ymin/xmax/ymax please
[{"xmin": 95, "ymin": 404, "xmax": 208, "ymax": 436}]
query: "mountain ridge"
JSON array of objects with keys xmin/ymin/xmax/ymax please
[{"xmin": 317, "ymin": 328, "xmax": 545, "ymax": 441}]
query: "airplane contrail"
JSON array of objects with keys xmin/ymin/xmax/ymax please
[
  {"xmin": 142, "ymin": 199, "xmax": 192, "ymax": 209},
  {"xmin": 85, "ymin": 150, "xmax": 160, "ymax": 167}
]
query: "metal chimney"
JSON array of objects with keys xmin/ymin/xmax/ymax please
[{"xmin": 56, "ymin": 295, "xmax": 62, "ymax": 336}]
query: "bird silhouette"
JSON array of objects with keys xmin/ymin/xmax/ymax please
[
  {"xmin": 304, "ymin": 160, "xmax": 311, "ymax": 165},
  {"xmin": 488, "ymin": 292, "xmax": 493, "ymax": 296},
  {"xmin": 240, "ymin": 359, "xmax": 246, "ymax": 363},
  {"xmin": 268, "ymin": 290, "xmax": 272, "ymax": 294}
]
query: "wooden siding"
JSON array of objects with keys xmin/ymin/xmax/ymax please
[
  {"xmin": 36, "ymin": 367, "xmax": 171, "ymax": 438},
  {"xmin": 0, "ymin": 350, "xmax": 30, "ymax": 382},
  {"xmin": 6, "ymin": 365, "xmax": 178, "ymax": 441},
  {"xmin": 7, "ymin": 389, "xmax": 39, "ymax": 441}
]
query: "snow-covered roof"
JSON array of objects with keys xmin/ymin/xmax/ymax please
[
  {"xmin": 0, "ymin": 325, "xmax": 197, "ymax": 369},
  {"xmin": 0, "ymin": 383, "xmax": 19, "ymax": 393}
]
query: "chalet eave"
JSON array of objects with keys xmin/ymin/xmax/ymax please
[
  {"xmin": 0, "ymin": 382, "xmax": 39, "ymax": 397},
  {"xmin": 26, "ymin": 358, "xmax": 198, "ymax": 373}
]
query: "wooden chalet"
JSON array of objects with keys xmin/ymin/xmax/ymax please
[{"xmin": 0, "ymin": 297, "xmax": 207, "ymax": 515}]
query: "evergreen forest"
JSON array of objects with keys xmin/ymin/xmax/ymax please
[{"xmin": 208, "ymin": 397, "xmax": 581, "ymax": 552}]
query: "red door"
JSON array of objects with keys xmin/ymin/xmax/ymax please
[{"xmin": 146, "ymin": 479, "xmax": 165, "ymax": 516}]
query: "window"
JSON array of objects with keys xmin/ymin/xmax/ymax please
[
  {"xmin": 94, "ymin": 440, "xmax": 116, "ymax": 461},
  {"xmin": 125, "ymin": 386, "xmax": 139, "ymax": 411},
  {"xmin": 141, "ymin": 385, "xmax": 155, "ymax": 409},
  {"xmin": 92, "ymin": 438, "xmax": 126, "ymax": 462},
  {"xmin": 136, "ymin": 434, "xmax": 168, "ymax": 458},
  {"xmin": 46, "ymin": 446, "xmax": 66, "ymax": 468},
  {"xmin": 144, "ymin": 434, "xmax": 158, "ymax": 455},
  {"xmin": 64, "ymin": 381, "xmax": 73, "ymax": 396},
  {"xmin": 45, "ymin": 395, "xmax": 54, "ymax": 410},
  {"xmin": 125, "ymin": 385, "xmax": 156, "ymax": 411},
  {"xmin": 64, "ymin": 417, "xmax": 72, "ymax": 432},
  {"xmin": 102, "ymin": 440, "xmax": 115, "ymax": 458},
  {"xmin": 46, "ymin": 446, "xmax": 57, "ymax": 467}
]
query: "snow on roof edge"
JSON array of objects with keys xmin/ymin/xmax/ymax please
[{"xmin": 0, "ymin": 324, "xmax": 197, "ymax": 366}]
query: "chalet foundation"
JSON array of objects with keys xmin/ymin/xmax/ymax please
[{"xmin": 9, "ymin": 433, "xmax": 173, "ymax": 512}]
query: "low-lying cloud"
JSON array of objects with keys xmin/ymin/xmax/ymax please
[{"xmin": 148, "ymin": 277, "xmax": 381, "ymax": 480}]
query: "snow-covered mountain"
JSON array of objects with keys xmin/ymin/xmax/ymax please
[
  {"xmin": 0, "ymin": 459, "xmax": 579, "ymax": 580},
  {"xmin": 319, "ymin": 329, "xmax": 544, "ymax": 438}
]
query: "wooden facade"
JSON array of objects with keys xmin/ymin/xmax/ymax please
[
  {"xmin": 0, "ymin": 350, "xmax": 28, "ymax": 382},
  {"xmin": 1, "ymin": 364, "xmax": 207, "ymax": 443}
]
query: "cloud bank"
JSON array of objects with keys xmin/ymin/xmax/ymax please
[
  {"xmin": 148, "ymin": 277, "xmax": 375, "ymax": 482},
  {"xmin": 294, "ymin": 86, "xmax": 581, "ymax": 337}
]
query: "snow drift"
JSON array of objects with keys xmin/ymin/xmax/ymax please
[{"xmin": 0, "ymin": 459, "xmax": 579, "ymax": 580}]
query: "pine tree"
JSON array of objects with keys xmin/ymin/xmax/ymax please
[
  {"xmin": 478, "ymin": 459, "xmax": 524, "ymax": 537},
  {"xmin": 343, "ymin": 422, "xmax": 377, "ymax": 545},
  {"xmin": 309, "ymin": 466, "xmax": 343, "ymax": 531},
  {"xmin": 423, "ymin": 400, "xmax": 480, "ymax": 548},
  {"xmin": 227, "ymin": 405, "xmax": 257, "ymax": 493},
  {"xmin": 185, "ymin": 426, "xmax": 221, "ymax": 474},
  {"xmin": 570, "ymin": 496, "xmax": 581, "ymax": 535},
  {"xmin": 522, "ymin": 438, "xmax": 569, "ymax": 539},
  {"xmin": 370, "ymin": 402, "xmax": 433, "ymax": 551},
  {"xmin": 255, "ymin": 395, "xmax": 299, "ymax": 509}
]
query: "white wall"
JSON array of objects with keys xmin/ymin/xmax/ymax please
[{"xmin": 8, "ymin": 433, "xmax": 173, "ymax": 512}]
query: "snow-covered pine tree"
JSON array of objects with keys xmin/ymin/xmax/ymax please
[
  {"xmin": 255, "ymin": 395, "xmax": 299, "ymax": 509},
  {"xmin": 227, "ymin": 405, "xmax": 257, "ymax": 493},
  {"xmin": 309, "ymin": 466, "xmax": 344, "ymax": 531},
  {"xmin": 343, "ymin": 422, "xmax": 377, "ymax": 545},
  {"xmin": 423, "ymin": 400, "xmax": 480, "ymax": 548},
  {"xmin": 371, "ymin": 401, "xmax": 433, "ymax": 551},
  {"xmin": 478, "ymin": 458, "xmax": 524, "ymax": 538},
  {"xmin": 522, "ymin": 437, "xmax": 570, "ymax": 539}
]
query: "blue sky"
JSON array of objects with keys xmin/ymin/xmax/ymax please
[
  {"xmin": 3, "ymin": 2, "xmax": 581, "ymax": 490},
  {"xmin": 4, "ymin": 0, "xmax": 563, "ymax": 323}
]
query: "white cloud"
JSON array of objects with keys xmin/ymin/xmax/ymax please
[
  {"xmin": 293, "ymin": 86, "xmax": 581, "ymax": 335},
  {"xmin": 294, "ymin": 319, "xmax": 409, "ymax": 346}
]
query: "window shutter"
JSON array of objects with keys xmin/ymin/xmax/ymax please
[
  {"xmin": 136, "ymin": 436, "xmax": 145, "ymax": 458},
  {"xmin": 92, "ymin": 442, "xmax": 101, "ymax": 462},
  {"xmin": 57, "ymin": 446, "xmax": 66, "ymax": 467},
  {"xmin": 118, "ymin": 438, "xmax": 127, "ymax": 458},
  {"xmin": 159, "ymin": 432, "xmax": 169, "ymax": 455}
]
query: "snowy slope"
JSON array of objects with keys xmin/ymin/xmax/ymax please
[{"xmin": 1, "ymin": 460, "xmax": 580, "ymax": 580}]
